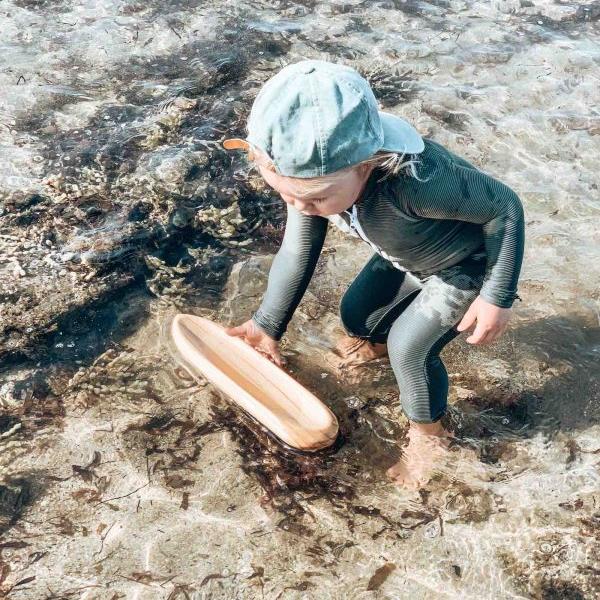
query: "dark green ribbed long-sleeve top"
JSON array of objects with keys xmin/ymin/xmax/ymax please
[{"xmin": 252, "ymin": 138, "xmax": 525, "ymax": 341}]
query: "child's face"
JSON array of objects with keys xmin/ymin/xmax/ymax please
[{"xmin": 258, "ymin": 164, "xmax": 373, "ymax": 217}]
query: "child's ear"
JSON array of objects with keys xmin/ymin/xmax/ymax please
[{"xmin": 357, "ymin": 162, "xmax": 375, "ymax": 178}]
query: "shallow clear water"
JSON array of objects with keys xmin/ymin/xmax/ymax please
[{"xmin": 1, "ymin": 1, "xmax": 599, "ymax": 598}]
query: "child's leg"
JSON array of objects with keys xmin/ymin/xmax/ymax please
[
  {"xmin": 385, "ymin": 256, "xmax": 486, "ymax": 488},
  {"xmin": 334, "ymin": 253, "xmax": 421, "ymax": 366},
  {"xmin": 386, "ymin": 257, "xmax": 485, "ymax": 423}
]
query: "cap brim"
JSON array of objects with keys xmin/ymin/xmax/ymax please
[
  {"xmin": 379, "ymin": 112, "xmax": 424, "ymax": 154},
  {"xmin": 223, "ymin": 138, "xmax": 250, "ymax": 151}
]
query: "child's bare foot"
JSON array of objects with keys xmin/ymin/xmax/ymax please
[
  {"xmin": 386, "ymin": 421, "xmax": 455, "ymax": 490},
  {"xmin": 327, "ymin": 335, "xmax": 388, "ymax": 370}
]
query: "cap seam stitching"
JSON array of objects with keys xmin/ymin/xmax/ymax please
[
  {"xmin": 339, "ymin": 78, "xmax": 382, "ymax": 151},
  {"xmin": 308, "ymin": 74, "xmax": 326, "ymax": 176}
]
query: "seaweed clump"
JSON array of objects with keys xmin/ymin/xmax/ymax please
[{"xmin": 208, "ymin": 399, "xmax": 353, "ymax": 535}]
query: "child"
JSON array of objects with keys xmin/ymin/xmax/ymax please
[{"xmin": 223, "ymin": 60, "xmax": 524, "ymax": 489}]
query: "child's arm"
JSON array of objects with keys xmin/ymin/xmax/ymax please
[
  {"xmin": 251, "ymin": 204, "xmax": 329, "ymax": 340},
  {"xmin": 405, "ymin": 162, "xmax": 525, "ymax": 309}
]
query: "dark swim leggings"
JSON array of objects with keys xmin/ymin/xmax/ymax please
[{"xmin": 339, "ymin": 251, "xmax": 487, "ymax": 423}]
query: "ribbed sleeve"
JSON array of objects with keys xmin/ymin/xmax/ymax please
[
  {"xmin": 252, "ymin": 204, "xmax": 328, "ymax": 340},
  {"xmin": 402, "ymin": 161, "xmax": 525, "ymax": 308}
]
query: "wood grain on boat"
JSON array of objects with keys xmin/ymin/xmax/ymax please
[{"xmin": 171, "ymin": 314, "xmax": 339, "ymax": 451}]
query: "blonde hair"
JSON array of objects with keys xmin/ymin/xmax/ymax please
[{"xmin": 248, "ymin": 144, "xmax": 428, "ymax": 197}]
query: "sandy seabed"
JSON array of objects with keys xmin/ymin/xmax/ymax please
[{"xmin": 1, "ymin": 0, "xmax": 599, "ymax": 598}]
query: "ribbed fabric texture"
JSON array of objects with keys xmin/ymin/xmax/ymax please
[
  {"xmin": 252, "ymin": 204, "xmax": 328, "ymax": 340},
  {"xmin": 339, "ymin": 251, "xmax": 489, "ymax": 422},
  {"xmin": 252, "ymin": 138, "xmax": 525, "ymax": 340}
]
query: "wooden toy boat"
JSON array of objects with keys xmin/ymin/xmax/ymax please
[{"xmin": 170, "ymin": 314, "xmax": 340, "ymax": 452}]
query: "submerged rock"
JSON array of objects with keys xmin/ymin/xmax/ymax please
[{"xmin": 0, "ymin": 478, "xmax": 32, "ymax": 535}]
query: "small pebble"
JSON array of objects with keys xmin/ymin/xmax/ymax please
[{"xmin": 424, "ymin": 521, "xmax": 441, "ymax": 538}]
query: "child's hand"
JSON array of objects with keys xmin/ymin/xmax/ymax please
[
  {"xmin": 456, "ymin": 296, "xmax": 511, "ymax": 345},
  {"xmin": 224, "ymin": 319, "xmax": 285, "ymax": 366}
]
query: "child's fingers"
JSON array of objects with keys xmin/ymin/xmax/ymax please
[
  {"xmin": 472, "ymin": 320, "xmax": 510, "ymax": 345},
  {"xmin": 257, "ymin": 347, "xmax": 283, "ymax": 367},
  {"xmin": 486, "ymin": 324, "xmax": 508, "ymax": 345},
  {"xmin": 224, "ymin": 324, "xmax": 247, "ymax": 337},
  {"xmin": 456, "ymin": 305, "xmax": 477, "ymax": 332},
  {"xmin": 262, "ymin": 344, "xmax": 284, "ymax": 367},
  {"xmin": 466, "ymin": 322, "xmax": 491, "ymax": 344},
  {"xmin": 467, "ymin": 323, "xmax": 485, "ymax": 344}
]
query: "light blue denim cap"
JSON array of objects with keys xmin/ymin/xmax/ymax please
[{"xmin": 243, "ymin": 59, "xmax": 424, "ymax": 178}]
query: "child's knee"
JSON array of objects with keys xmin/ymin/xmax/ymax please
[{"xmin": 339, "ymin": 294, "xmax": 370, "ymax": 338}]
